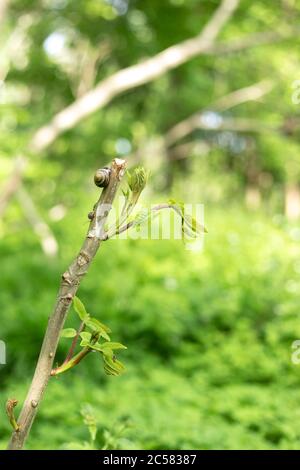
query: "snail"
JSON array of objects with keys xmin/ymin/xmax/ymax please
[{"xmin": 94, "ymin": 167, "xmax": 111, "ymax": 188}]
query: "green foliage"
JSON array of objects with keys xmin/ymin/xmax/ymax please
[
  {"xmin": 1, "ymin": 208, "xmax": 300, "ymax": 449},
  {"xmin": 62, "ymin": 405, "xmax": 132, "ymax": 450},
  {"xmin": 73, "ymin": 296, "xmax": 89, "ymax": 322},
  {"xmin": 101, "ymin": 342, "xmax": 127, "ymax": 351},
  {"xmin": 79, "ymin": 332, "xmax": 92, "ymax": 347},
  {"xmin": 85, "ymin": 319, "xmax": 111, "ymax": 339},
  {"xmin": 73, "ymin": 296, "xmax": 111, "ymax": 337},
  {"xmin": 112, "ymin": 166, "xmax": 150, "ymax": 235},
  {"xmin": 102, "ymin": 349, "xmax": 126, "ymax": 377},
  {"xmin": 56, "ymin": 297, "xmax": 126, "ymax": 377},
  {"xmin": 81, "ymin": 404, "xmax": 97, "ymax": 444}
]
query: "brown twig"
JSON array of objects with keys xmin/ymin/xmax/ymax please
[{"xmin": 7, "ymin": 158, "xmax": 126, "ymax": 450}]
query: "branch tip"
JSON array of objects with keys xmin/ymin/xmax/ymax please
[
  {"xmin": 6, "ymin": 399, "xmax": 20, "ymax": 432},
  {"xmin": 112, "ymin": 158, "xmax": 127, "ymax": 180}
]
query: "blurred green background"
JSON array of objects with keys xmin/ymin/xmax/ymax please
[{"xmin": 1, "ymin": 0, "xmax": 300, "ymax": 450}]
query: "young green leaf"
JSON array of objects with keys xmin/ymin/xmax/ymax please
[
  {"xmin": 168, "ymin": 200, "xmax": 208, "ymax": 236},
  {"xmin": 87, "ymin": 317, "xmax": 111, "ymax": 333},
  {"xmin": 134, "ymin": 208, "xmax": 151, "ymax": 227},
  {"xmin": 86, "ymin": 317, "xmax": 111, "ymax": 340},
  {"xmin": 101, "ymin": 342, "xmax": 127, "ymax": 351},
  {"xmin": 168, "ymin": 199, "xmax": 184, "ymax": 212},
  {"xmin": 125, "ymin": 167, "xmax": 149, "ymax": 211},
  {"xmin": 127, "ymin": 167, "xmax": 149, "ymax": 194},
  {"xmin": 79, "ymin": 331, "xmax": 92, "ymax": 346},
  {"xmin": 183, "ymin": 214, "xmax": 208, "ymax": 234},
  {"xmin": 60, "ymin": 328, "xmax": 77, "ymax": 338},
  {"xmin": 88, "ymin": 343, "xmax": 104, "ymax": 352},
  {"xmin": 103, "ymin": 359, "xmax": 124, "ymax": 375},
  {"xmin": 99, "ymin": 330, "xmax": 111, "ymax": 341},
  {"xmin": 122, "ymin": 188, "xmax": 130, "ymax": 199},
  {"xmin": 103, "ymin": 363, "xmax": 119, "ymax": 376},
  {"xmin": 102, "ymin": 351, "xmax": 125, "ymax": 376},
  {"xmin": 182, "ymin": 223, "xmax": 198, "ymax": 239},
  {"xmin": 73, "ymin": 296, "xmax": 89, "ymax": 321}
]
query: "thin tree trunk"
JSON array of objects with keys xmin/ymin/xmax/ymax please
[
  {"xmin": 245, "ymin": 185, "xmax": 261, "ymax": 210},
  {"xmin": 7, "ymin": 158, "xmax": 126, "ymax": 450}
]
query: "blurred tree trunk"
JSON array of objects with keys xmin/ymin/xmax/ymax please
[
  {"xmin": 285, "ymin": 184, "xmax": 300, "ymax": 220},
  {"xmin": 243, "ymin": 148, "xmax": 261, "ymax": 209},
  {"xmin": 245, "ymin": 185, "xmax": 262, "ymax": 210},
  {"xmin": 0, "ymin": 0, "xmax": 9, "ymax": 24}
]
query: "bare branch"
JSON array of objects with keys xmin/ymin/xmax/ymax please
[
  {"xmin": 166, "ymin": 118, "xmax": 279, "ymax": 163},
  {"xmin": 166, "ymin": 115, "xmax": 299, "ymax": 162},
  {"xmin": 129, "ymin": 80, "xmax": 275, "ymax": 168},
  {"xmin": 16, "ymin": 185, "xmax": 59, "ymax": 257},
  {"xmin": 204, "ymin": 29, "xmax": 296, "ymax": 55},
  {"xmin": 0, "ymin": 156, "xmax": 26, "ymax": 217},
  {"xmin": 75, "ymin": 41, "xmax": 111, "ymax": 98},
  {"xmin": 165, "ymin": 80, "xmax": 274, "ymax": 146},
  {"xmin": 195, "ymin": 116, "xmax": 278, "ymax": 133},
  {"xmin": 212, "ymin": 80, "xmax": 274, "ymax": 111},
  {"xmin": 7, "ymin": 158, "xmax": 126, "ymax": 450},
  {"xmin": 167, "ymin": 141, "xmax": 203, "ymax": 161}
]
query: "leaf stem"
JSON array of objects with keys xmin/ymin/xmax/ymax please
[
  {"xmin": 51, "ymin": 347, "xmax": 91, "ymax": 376},
  {"xmin": 104, "ymin": 203, "xmax": 207, "ymax": 240},
  {"xmin": 52, "ymin": 329, "xmax": 100, "ymax": 376},
  {"xmin": 103, "ymin": 204, "xmax": 174, "ymax": 240},
  {"xmin": 62, "ymin": 321, "xmax": 85, "ymax": 365}
]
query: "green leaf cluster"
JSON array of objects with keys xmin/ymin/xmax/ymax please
[{"xmin": 60, "ymin": 296, "xmax": 127, "ymax": 377}]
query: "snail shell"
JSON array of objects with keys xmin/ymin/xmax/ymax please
[{"xmin": 94, "ymin": 167, "xmax": 111, "ymax": 187}]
